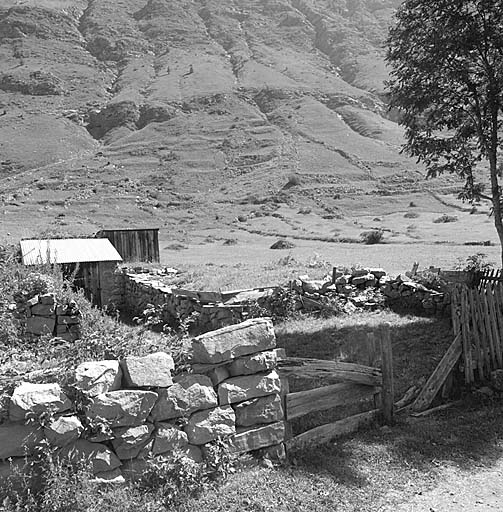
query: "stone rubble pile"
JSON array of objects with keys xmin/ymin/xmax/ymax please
[
  {"xmin": 24, "ymin": 293, "xmax": 81, "ymax": 341},
  {"xmin": 286, "ymin": 267, "xmax": 451, "ymax": 316},
  {"xmin": 289, "ymin": 267, "xmax": 388, "ymax": 315},
  {"xmin": 380, "ymin": 274, "xmax": 450, "ymax": 315},
  {"xmin": 0, "ymin": 318, "xmax": 285, "ymax": 483}
]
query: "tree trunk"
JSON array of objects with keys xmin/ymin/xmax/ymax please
[
  {"xmin": 488, "ymin": 149, "xmax": 503, "ymax": 267},
  {"xmin": 487, "ymin": 95, "xmax": 503, "ymax": 267}
]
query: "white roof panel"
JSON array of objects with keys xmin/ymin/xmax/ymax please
[{"xmin": 20, "ymin": 239, "xmax": 123, "ymax": 265}]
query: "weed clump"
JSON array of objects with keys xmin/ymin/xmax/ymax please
[
  {"xmin": 360, "ymin": 230, "xmax": 384, "ymax": 244},
  {"xmin": 433, "ymin": 214, "xmax": 458, "ymax": 223}
]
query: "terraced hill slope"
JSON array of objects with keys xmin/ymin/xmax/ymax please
[{"xmin": 0, "ymin": 0, "xmax": 496, "ymax": 269}]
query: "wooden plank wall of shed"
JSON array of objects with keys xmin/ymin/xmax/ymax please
[{"xmin": 98, "ymin": 230, "xmax": 160, "ymax": 263}]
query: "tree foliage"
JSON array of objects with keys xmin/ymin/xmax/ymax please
[{"xmin": 386, "ymin": 0, "xmax": 503, "ymax": 263}]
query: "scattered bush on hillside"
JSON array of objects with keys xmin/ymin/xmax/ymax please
[
  {"xmin": 270, "ymin": 239, "xmax": 295, "ymax": 250},
  {"xmin": 360, "ymin": 230, "xmax": 384, "ymax": 244},
  {"xmin": 433, "ymin": 214, "xmax": 458, "ymax": 223},
  {"xmin": 404, "ymin": 212, "xmax": 419, "ymax": 219},
  {"xmin": 285, "ymin": 174, "xmax": 302, "ymax": 187}
]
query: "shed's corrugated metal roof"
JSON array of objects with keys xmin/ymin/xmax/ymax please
[{"xmin": 20, "ymin": 239, "xmax": 123, "ymax": 265}]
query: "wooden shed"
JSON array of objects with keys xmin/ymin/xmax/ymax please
[
  {"xmin": 20, "ymin": 238, "xmax": 123, "ymax": 307},
  {"xmin": 96, "ymin": 228, "xmax": 160, "ymax": 263}
]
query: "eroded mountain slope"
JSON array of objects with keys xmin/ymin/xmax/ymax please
[{"xmin": 1, "ymin": 0, "xmax": 477, "ymax": 252}]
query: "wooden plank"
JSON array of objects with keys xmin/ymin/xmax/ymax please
[
  {"xmin": 474, "ymin": 285, "xmax": 490, "ymax": 378},
  {"xmin": 410, "ymin": 400, "xmax": 463, "ymax": 417},
  {"xmin": 286, "ymin": 382, "xmax": 379, "ymax": 420},
  {"xmin": 488, "ymin": 284, "xmax": 503, "ymax": 368},
  {"xmin": 278, "ymin": 358, "xmax": 382, "ymax": 386},
  {"xmin": 482, "ymin": 286, "xmax": 498, "ymax": 368},
  {"xmin": 460, "ymin": 287, "xmax": 473, "ymax": 383},
  {"xmin": 285, "ymin": 409, "xmax": 379, "ymax": 451},
  {"xmin": 280, "ymin": 376, "xmax": 292, "ymax": 441},
  {"xmin": 412, "ymin": 334, "xmax": 462, "ymax": 412},
  {"xmin": 380, "ymin": 325, "xmax": 394, "ymax": 424},
  {"xmin": 366, "ymin": 332, "xmax": 378, "ymax": 367},
  {"xmin": 468, "ymin": 288, "xmax": 484, "ymax": 378}
]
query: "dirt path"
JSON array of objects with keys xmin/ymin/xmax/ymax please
[{"xmin": 386, "ymin": 460, "xmax": 503, "ymax": 511}]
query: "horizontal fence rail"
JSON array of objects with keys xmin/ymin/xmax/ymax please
[{"xmin": 279, "ymin": 326, "xmax": 393, "ymax": 451}]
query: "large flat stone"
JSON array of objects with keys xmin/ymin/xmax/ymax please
[
  {"xmin": 44, "ymin": 415, "xmax": 83, "ymax": 447},
  {"xmin": 149, "ymin": 374, "xmax": 217, "ymax": 421},
  {"xmin": 121, "ymin": 352, "xmax": 174, "ymax": 388},
  {"xmin": 184, "ymin": 406, "xmax": 235, "ymax": 445},
  {"xmin": 152, "ymin": 423, "xmax": 188, "ymax": 455},
  {"xmin": 112, "ymin": 424, "xmax": 154, "ymax": 460},
  {"xmin": 191, "ymin": 318, "xmax": 276, "ymax": 364},
  {"xmin": 231, "ymin": 422, "xmax": 285, "ymax": 453},
  {"xmin": 26, "ymin": 316, "xmax": 55, "ymax": 335},
  {"xmin": 228, "ymin": 350, "xmax": 277, "ymax": 376},
  {"xmin": 0, "ymin": 423, "xmax": 44, "ymax": 459},
  {"xmin": 218, "ymin": 370, "xmax": 281, "ymax": 405},
  {"xmin": 9, "ymin": 382, "xmax": 72, "ymax": 422},
  {"xmin": 30, "ymin": 303, "xmax": 55, "ymax": 316},
  {"xmin": 234, "ymin": 394, "xmax": 283, "ymax": 427},
  {"xmin": 205, "ymin": 366, "xmax": 230, "ymax": 386},
  {"xmin": 59, "ymin": 440, "xmax": 121, "ymax": 475},
  {"xmin": 87, "ymin": 390, "xmax": 158, "ymax": 428},
  {"xmin": 75, "ymin": 360, "xmax": 122, "ymax": 396}
]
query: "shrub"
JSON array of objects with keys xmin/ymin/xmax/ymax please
[
  {"xmin": 286, "ymin": 174, "xmax": 301, "ymax": 187},
  {"xmin": 404, "ymin": 212, "xmax": 419, "ymax": 219},
  {"xmin": 433, "ymin": 214, "xmax": 458, "ymax": 223},
  {"xmin": 456, "ymin": 253, "xmax": 494, "ymax": 272},
  {"xmin": 360, "ymin": 230, "xmax": 384, "ymax": 244}
]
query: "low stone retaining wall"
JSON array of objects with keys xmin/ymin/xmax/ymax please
[
  {"xmin": 111, "ymin": 265, "xmax": 455, "ymax": 337},
  {"xmin": 0, "ymin": 318, "xmax": 285, "ymax": 483},
  {"xmin": 119, "ymin": 270, "xmax": 275, "ymax": 333}
]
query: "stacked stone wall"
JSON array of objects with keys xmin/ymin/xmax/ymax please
[
  {"xmin": 24, "ymin": 293, "xmax": 81, "ymax": 341},
  {"xmin": 120, "ymin": 271, "xmax": 246, "ymax": 333},
  {"xmin": 0, "ymin": 318, "xmax": 285, "ymax": 483}
]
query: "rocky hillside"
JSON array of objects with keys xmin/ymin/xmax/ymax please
[{"xmin": 0, "ymin": 1, "xmax": 477, "ymax": 252}]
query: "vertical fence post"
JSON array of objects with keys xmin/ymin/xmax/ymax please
[
  {"xmin": 280, "ymin": 375, "xmax": 292, "ymax": 442},
  {"xmin": 380, "ymin": 324, "xmax": 394, "ymax": 424}
]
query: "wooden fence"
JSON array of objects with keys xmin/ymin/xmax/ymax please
[
  {"xmin": 474, "ymin": 268, "xmax": 503, "ymax": 288},
  {"xmin": 452, "ymin": 282, "xmax": 503, "ymax": 384},
  {"xmin": 278, "ymin": 326, "xmax": 393, "ymax": 451}
]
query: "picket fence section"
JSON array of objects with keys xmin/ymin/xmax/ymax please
[{"xmin": 452, "ymin": 282, "xmax": 503, "ymax": 384}]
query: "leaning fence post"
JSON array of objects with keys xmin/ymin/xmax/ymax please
[{"xmin": 380, "ymin": 324, "xmax": 394, "ymax": 424}]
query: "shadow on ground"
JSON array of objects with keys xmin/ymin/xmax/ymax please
[{"xmin": 275, "ymin": 311, "xmax": 503, "ymax": 491}]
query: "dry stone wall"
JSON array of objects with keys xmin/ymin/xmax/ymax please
[
  {"xmin": 0, "ymin": 318, "xmax": 285, "ymax": 483},
  {"xmin": 291, "ymin": 268, "xmax": 451, "ymax": 316},
  {"xmin": 119, "ymin": 270, "xmax": 249, "ymax": 333},
  {"xmin": 115, "ymin": 266, "xmax": 452, "ymax": 336},
  {"xmin": 24, "ymin": 293, "xmax": 82, "ymax": 341}
]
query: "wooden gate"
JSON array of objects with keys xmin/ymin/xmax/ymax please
[{"xmin": 278, "ymin": 326, "xmax": 394, "ymax": 450}]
